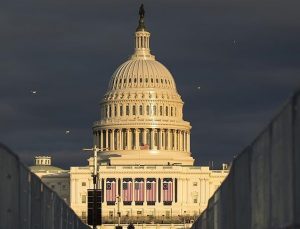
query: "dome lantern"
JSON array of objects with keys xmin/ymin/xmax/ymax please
[{"xmin": 132, "ymin": 4, "xmax": 154, "ymax": 61}]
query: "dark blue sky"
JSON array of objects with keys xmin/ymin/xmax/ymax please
[{"xmin": 1, "ymin": 0, "xmax": 299, "ymax": 168}]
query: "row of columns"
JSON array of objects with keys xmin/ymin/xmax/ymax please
[
  {"xmin": 102, "ymin": 104, "xmax": 181, "ymax": 119},
  {"xmin": 93, "ymin": 128, "xmax": 190, "ymax": 152}
]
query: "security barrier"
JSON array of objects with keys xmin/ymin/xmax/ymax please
[
  {"xmin": 0, "ymin": 144, "xmax": 90, "ymax": 229},
  {"xmin": 191, "ymin": 90, "xmax": 300, "ymax": 229}
]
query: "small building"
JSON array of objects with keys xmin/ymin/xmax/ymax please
[{"xmin": 30, "ymin": 156, "xmax": 70, "ymax": 204}]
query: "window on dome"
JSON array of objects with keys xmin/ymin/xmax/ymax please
[
  {"xmin": 132, "ymin": 105, "xmax": 136, "ymax": 115},
  {"xmin": 151, "ymin": 78, "xmax": 153, "ymax": 83},
  {"xmin": 145, "ymin": 78, "xmax": 148, "ymax": 83},
  {"xmin": 161, "ymin": 79, "xmax": 163, "ymax": 83},
  {"xmin": 174, "ymin": 107, "xmax": 177, "ymax": 116},
  {"xmin": 120, "ymin": 105, "xmax": 123, "ymax": 116},
  {"xmin": 109, "ymin": 105, "xmax": 112, "ymax": 117},
  {"xmin": 114, "ymin": 105, "xmax": 117, "ymax": 116},
  {"xmin": 139, "ymin": 105, "xmax": 143, "ymax": 115},
  {"xmin": 140, "ymin": 78, "xmax": 142, "ymax": 83},
  {"xmin": 124, "ymin": 79, "xmax": 126, "ymax": 83},
  {"xmin": 129, "ymin": 78, "xmax": 131, "ymax": 83},
  {"xmin": 166, "ymin": 106, "xmax": 169, "ymax": 116},
  {"xmin": 119, "ymin": 79, "xmax": 122, "ymax": 83},
  {"xmin": 126, "ymin": 105, "xmax": 129, "ymax": 115},
  {"xmin": 153, "ymin": 106, "xmax": 157, "ymax": 115},
  {"xmin": 171, "ymin": 107, "xmax": 173, "ymax": 116},
  {"xmin": 165, "ymin": 79, "xmax": 167, "ymax": 84},
  {"xmin": 156, "ymin": 79, "xmax": 158, "ymax": 83},
  {"xmin": 105, "ymin": 105, "xmax": 108, "ymax": 118},
  {"xmin": 134, "ymin": 78, "xmax": 137, "ymax": 83},
  {"xmin": 160, "ymin": 106, "xmax": 163, "ymax": 116},
  {"xmin": 147, "ymin": 105, "xmax": 150, "ymax": 115}
]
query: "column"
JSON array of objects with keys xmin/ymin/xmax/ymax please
[
  {"xmin": 100, "ymin": 130, "xmax": 104, "ymax": 150},
  {"xmin": 187, "ymin": 132, "xmax": 190, "ymax": 152},
  {"xmin": 150, "ymin": 129, "xmax": 154, "ymax": 150},
  {"xmin": 159, "ymin": 129, "xmax": 163, "ymax": 150},
  {"xmin": 127, "ymin": 129, "xmax": 131, "ymax": 150},
  {"xmin": 143, "ymin": 129, "xmax": 147, "ymax": 146},
  {"xmin": 155, "ymin": 178, "xmax": 159, "ymax": 204},
  {"xmin": 178, "ymin": 130, "xmax": 182, "ymax": 151},
  {"xmin": 93, "ymin": 132, "xmax": 96, "ymax": 147},
  {"xmin": 103, "ymin": 178, "xmax": 106, "ymax": 202},
  {"xmin": 174, "ymin": 130, "xmax": 177, "ymax": 151},
  {"xmin": 135, "ymin": 129, "xmax": 140, "ymax": 150},
  {"xmin": 105, "ymin": 129, "xmax": 109, "ymax": 150},
  {"xmin": 172, "ymin": 178, "xmax": 175, "ymax": 204},
  {"xmin": 111, "ymin": 129, "xmax": 114, "ymax": 151},
  {"xmin": 183, "ymin": 131, "xmax": 186, "ymax": 151},
  {"xmin": 167, "ymin": 129, "xmax": 171, "ymax": 150},
  {"xmin": 177, "ymin": 178, "xmax": 183, "ymax": 203},
  {"xmin": 119, "ymin": 129, "xmax": 123, "ymax": 150}
]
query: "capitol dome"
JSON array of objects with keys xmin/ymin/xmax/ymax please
[
  {"xmin": 92, "ymin": 7, "xmax": 194, "ymax": 166},
  {"xmin": 108, "ymin": 59, "xmax": 176, "ymax": 91}
]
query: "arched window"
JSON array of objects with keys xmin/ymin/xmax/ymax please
[
  {"xmin": 114, "ymin": 105, "xmax": 117, "ymax": 116},
  {"xmin": 160, "ymin": 106, "xmax": 163, "ymax": 116},
  {"xmin": 126, "ymin": 105, "xmax": 130, "ymax": 115},
  {"xmin": 132, "ymin": 105, "xmax": 136, "ymax": 115},
  {"xmin": 171, "ymin": 107, "xmax": 173, "ymax": 116},
  {"xmin": 166, "ymin": 106, "xmax": 169, "ymax": 116},
  {"xmin": 139, "ymin": 105, "xmax": 143, "ymax": 115},
  {"xmin": 147, "ymin": 105, "xmax": 150, "ymax": 115}
]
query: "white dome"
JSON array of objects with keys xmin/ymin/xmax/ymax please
[
  {"xmin": 108, "ymin": 59, "xmax": 177, "ymax": 91},
  {"xmin": 93, "ymin": 12, "xmax": 194, "ymax": 166}
]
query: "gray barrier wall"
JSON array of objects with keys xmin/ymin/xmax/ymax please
[
  {"xmin": 0, "ymin": 144, "xmax": 90, "ymax": 229},
  {"xmin": 191, "ymin": 90, "xmax": 300, "ymax": 229}
]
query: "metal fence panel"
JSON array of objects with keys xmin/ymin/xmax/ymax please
[
  {"xmin": 19, "ymin": 164, "xmax": 31, "ymax": 229},
  {"xmin": 233, "ymin": 147, "xmax": 251, "ymax": 229},
  {"xmin": 0, "ymin": 144, "xmax": 20, "ymax": 229},
  {"xmin": 31, "ymin": 174, "xmax": 43, "ymax": 229},
  {"xmin": 251, "ymin": 129, "xmax": 271, "ymax": 229},
  {"xmin": 294, "ymin": 92, "xmax": 300, "ymax": 226},
  {"xmin": 270, "ymin": 102, "xmax": 294, "ymax": 227},
  {"xmin": 220, "ymin": 172, "xmax": 234, "ymax": 229}
]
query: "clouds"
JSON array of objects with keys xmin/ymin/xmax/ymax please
[{"xmin": 0, "ymin": 0, "xmax": 299, "ymax": 168}]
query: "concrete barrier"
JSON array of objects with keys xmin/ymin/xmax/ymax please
[
  {"xmin": 0, "ymin": 143, "xmax": 89, "ymax": 229},
  {"xmin": 192, "ymin": 90, "xmax": 300, "ymax": 229}
]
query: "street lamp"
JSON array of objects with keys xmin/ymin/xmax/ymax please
[{"xmin": 83, "ymin": 146, "xmax": 108, "ymax": 229}]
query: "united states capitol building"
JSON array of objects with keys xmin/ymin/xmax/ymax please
[{"xmin": 30, "ymin": 6, "xmax": 229, "ymax": 225}]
